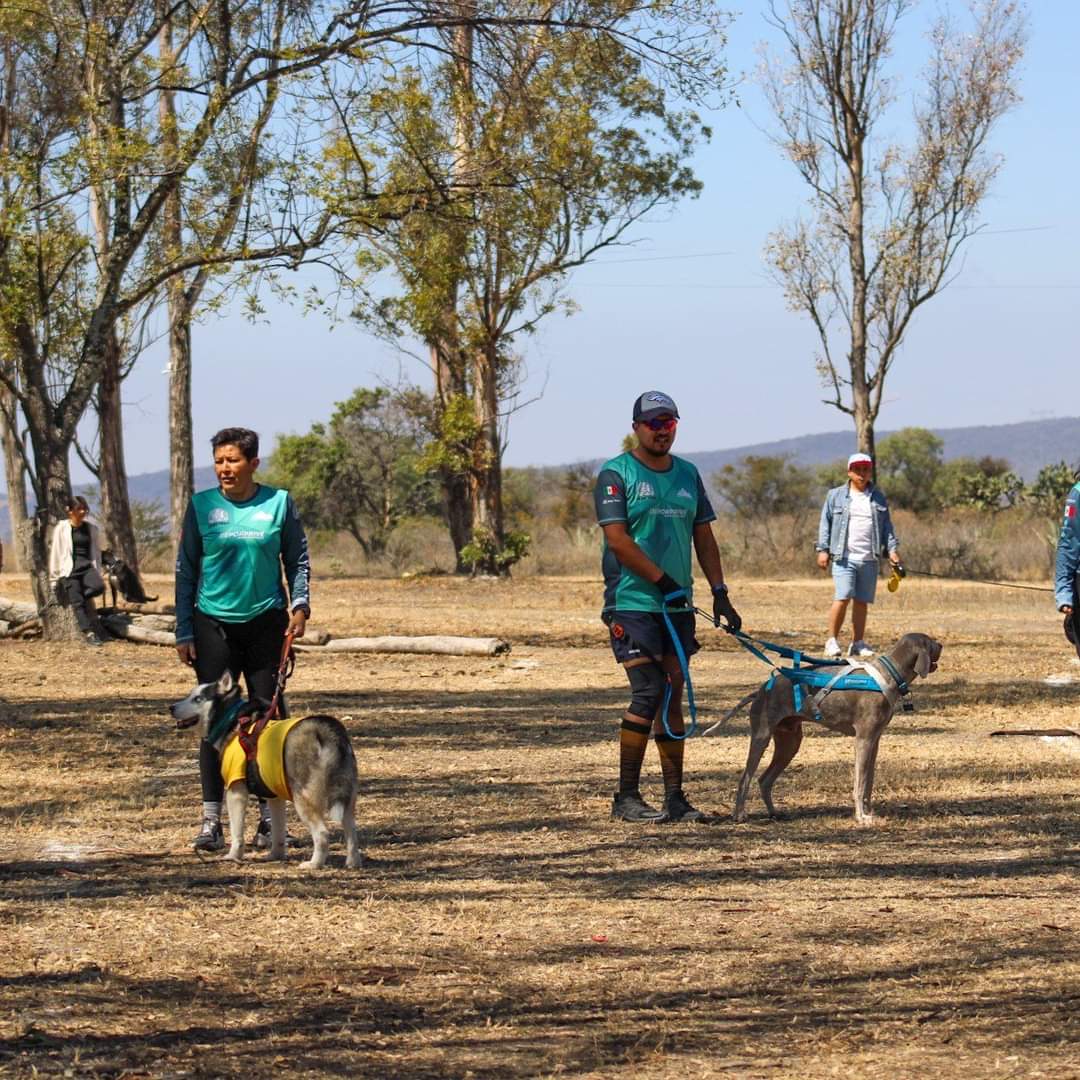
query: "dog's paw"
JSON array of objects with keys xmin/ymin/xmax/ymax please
[
  {"xmin": 221, "ymin": 851, "xmax": 244, "ymax": 863},
  {"xmin": 855, "ymin": 813, "xmax": 880, "ymax": 827},
  {"xmin": 262, "ymin": 849, "xmax": 287, "ymax": 862},
  {"xmin": 299, "ymin": 857, "xmax": 327, "ymax": 870},
  {"xmin": 767, "ymin": 810, "xmax": 793, "ymax": 822},
  {"xmin": 345, "ymin": 853, "xmax": 363, "ymax": 870},
  {"xmin": 732, "ymin": 809, "xmax": 749, "ymax": 824}
]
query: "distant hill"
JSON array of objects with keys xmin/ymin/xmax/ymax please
[
  {"xmin": 3, "ymin": 418, "xmax": 1080, "ymax": 540},
  {"xmin": 678, "ymin": 416, "xmax": 1080, "ymax": 483}
]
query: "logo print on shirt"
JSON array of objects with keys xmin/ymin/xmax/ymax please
[
  {"xmin": 251, "ymin": 510, "xmax": 274, "ymax": 522},
  {"xmin": 636, "ymin": 481, "xmax": 655, "ymax": 498},
  {"xmin": 208, "ymin": 508, "xmax": 230, "ymax": 525},
  {"xmin": 605, "ymin": 484, "xmax": 619, "ymax": 496},
  {"xmin": 676, "ymin": 487, "xmax": 693, "ymax": 500}
]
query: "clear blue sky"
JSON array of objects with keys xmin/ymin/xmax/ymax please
[{"xmin": 80, "ymin": 1, "xmax": 1080, "ymax": 481}]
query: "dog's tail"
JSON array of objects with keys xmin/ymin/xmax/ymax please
[
  {"xmin": 314, "ymin": 723, "xmax": 358, "ymax": 825},
  {"xmin": 700, "ymin": 691, "xmax": 758, "ymax": 738}
]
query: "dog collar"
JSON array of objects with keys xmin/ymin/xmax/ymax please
[
  {"xmin": 876, "ymin": 655, "xmax": 910, "ymax": 696},
  {"xmin": 208, "ymin": 696, "xmax": 249, "ymax": 746}
]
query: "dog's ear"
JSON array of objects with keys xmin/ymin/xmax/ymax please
[
  {"xmin": 217, "ymin": 670, "xmax": 235, "ymax": 695},
  {"xmin": 914, "ymin": 646, "xmax": 931, "ymax": 679}
]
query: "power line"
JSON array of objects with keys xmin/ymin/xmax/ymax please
[
  {"xmin": 578, "ymin": 281, "xmax": 1078, "ymax": 290},
  {"xmin": 585, "ymin": 250, "xmax": 736, "ymax": 265}
]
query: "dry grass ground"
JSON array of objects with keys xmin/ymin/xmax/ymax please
[{"xmin": 0, "ymin": 572, "xmax": 1077, "ymax": 1078}]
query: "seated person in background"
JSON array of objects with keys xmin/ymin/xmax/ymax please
[{"xmin": 48, "ymin": 495, "xmax": 107, "ymax": 646}]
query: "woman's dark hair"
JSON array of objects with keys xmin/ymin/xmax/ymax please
[
  {"xmin": 64, "ymin": 495, "xmax": 90, "ymax": 513},
  {"xmin": 210, "ymin": 427, "xmax": 259, "ymax": 460}
]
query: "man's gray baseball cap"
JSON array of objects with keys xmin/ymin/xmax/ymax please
[{"xmin": 632, "ymin": 391, "xmax": 680, "ymax": 422}]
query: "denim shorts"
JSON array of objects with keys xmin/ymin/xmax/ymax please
[{"xmin": 832, "ymin": 558, "xmax": 879, "ymax": 603}]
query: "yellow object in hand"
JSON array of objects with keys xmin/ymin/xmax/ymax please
[{"xmin": 887, "ymin": 567, "xmax": 902, "ymax": 593}]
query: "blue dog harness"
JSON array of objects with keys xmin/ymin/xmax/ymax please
[{"xmin": 702, "ymin": 619, "xmax": 912, "ymax": 723}]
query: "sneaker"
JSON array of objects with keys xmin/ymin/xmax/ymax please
[
  {"xmin": 84, "ymin": 631, "xmax": 104, "ymax": 647},
  {"xmin": 848, "ymin": 640, "xmax": 875, "ymax": 658},
  {"xmin": 823, "ymin": 637, "xmax": 842, "ymax": 658},
  {"xmin": 193, "ymin": 818, "xmax": 224, "ymax": 852},
  {"xmin": 662, "ymin": 789, "xmax": 711, "ymax": 823},
  {"xmin": 253, "ymin": 818, "xmax": 299, "ymax": 849},
  {"xmin": 611, "ymin": 791, "xmax": 666, "ymax": 822}
]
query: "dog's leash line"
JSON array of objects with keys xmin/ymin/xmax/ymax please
[{"xmin": 903, "ymin": 567, "xmax": 1054, "ymax": 594}]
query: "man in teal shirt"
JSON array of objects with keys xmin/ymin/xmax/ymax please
[{"xmin": 594, "ymin": 391, "xmax": 741, "ymax": 823}]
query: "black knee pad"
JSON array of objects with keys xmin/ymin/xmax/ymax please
[{"xmin": 626, "ymin": 662, "xmax": 666, "ymax": 720}]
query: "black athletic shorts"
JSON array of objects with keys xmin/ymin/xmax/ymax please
[{"xmin": 602, "ymin": 609, "xmax": 699, "ymax": 665}]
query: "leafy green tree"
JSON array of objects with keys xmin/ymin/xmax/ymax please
[
  {"xmin": 266, "ymin": 388, "xmax": 438, "ymax": 559},
  {"xmin": 130, "ymin": 500, "xmax": 172, "ymax": 561},
  {"xmin": 935, "ymin": 456, "xmax": 1022, "ymax": 512},
  {"xmin": 339, "ymin": 1, "xmax": 727, "ymax": 573},
  {"xmin": 875, "ymin": 428, "xmax": 944, "ymax": 512},
  {"xmin": 554, "ymin": 463, "xmax": 597, "ymax": 537},
  {"xmin": 713, "ymin": 455, "xmax": 820, "ymax": 559},
  {"xmin": 1027, "ymin": 462, "xmax": 1078, "ymax": 516}
]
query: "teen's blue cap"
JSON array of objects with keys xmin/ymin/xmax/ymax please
[{"xmin": 632, "ymin": 391, "xmax": 679, "ymax": 422}]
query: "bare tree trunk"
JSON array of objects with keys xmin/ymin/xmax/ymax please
[
  {"xmin": 159, "ymin": 12, "xmax": 193, "ymax": 552},
  {"xmin": 471, "ymin": 341, "xmax": 505, "ymax": 575},
  {"xmin": 97, "ymin": 329, "xmax": 140, "ymax": 571},
  {"xmin": 0, "ymin": 378, "xmax": 28, "ymax": 570},
  {"xmin": 167, "ymin": 297, "xmax": 194, "ymax": 548},
  {"xmin": 19, "ymin": 439, "xmax": 86, "ymax": 640},
  {"xmin": 436, "ymin": 5, "xmax": 478, "ymax": 575},
  {"xmin": 430, "ymin": 340, "xmax": 473, "ymax": 571}
]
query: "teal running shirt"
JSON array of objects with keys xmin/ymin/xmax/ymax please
[
  {"xmin": 175, "ymin": 484, "xmax": 310, "ymax": 643},
  {"xmin": 594, "ymin": 452, "xmax": 715, "ymax": 612}
]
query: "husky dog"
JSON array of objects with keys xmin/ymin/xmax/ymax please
[
  {"xmin": 170, "ymin": 671, "xmax": 361, "ymax": 869},
  {"xmin": 101, "ymin": 550, "xmax": 158, "ymax": 609}
]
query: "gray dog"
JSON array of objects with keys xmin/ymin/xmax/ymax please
[
  {"xmin": 171, "ymin": 671, "xmax": 361, "ymax": 869},
  {"xmin": 732, "ymin": 632, "xmax": 943, "ymax": 824}
]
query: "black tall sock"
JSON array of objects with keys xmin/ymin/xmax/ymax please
[
  {"xmin": 618, "ymin": 717, "xmax": 651, "ymax": 794},
  {"xmin": 655, "ymin": 733, "xmax": 684, "ymax": 795}
]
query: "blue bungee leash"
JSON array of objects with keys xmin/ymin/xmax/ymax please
[{"xmin": 659, "ymin": 588, "xmax": 697, "ymax": 740}]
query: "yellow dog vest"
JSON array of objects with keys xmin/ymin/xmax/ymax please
[{"xmin": 220, "ymin": 717, "xmax": 302, "ymax": 799}]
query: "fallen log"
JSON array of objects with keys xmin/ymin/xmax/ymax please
[
  {"xmin": 100, "ymin": 613, "xmax": 176, "ymax": 646},
  {"xmin": 0, "ymin": 596, "xmax": 38, "ymax": 624},
  {"xmin": 119, "ymin": 613, "xmax": 176, "ymax": 632},
  {"xmin": 990, "ymin": 728, "xmax": 1080, "ymax": 738},
  {"xmin": 296, "ymin": 634, "xmax": 510, "ymax": 657}
]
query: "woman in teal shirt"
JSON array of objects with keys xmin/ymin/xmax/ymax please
[{"xmin": 175, "ymin": 427, "xmax": 310, "ymax": 852}]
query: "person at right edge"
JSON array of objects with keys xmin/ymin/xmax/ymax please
[
  {"xmin": 1054, "ymin": 476, "xmax": 1080, "ymax": 660},
  {"xmin": 594, "ymin": 391, "xmax": 741, "ymax": 824}
]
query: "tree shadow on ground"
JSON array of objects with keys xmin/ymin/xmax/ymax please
[{"xmin": 2, "ymin": 936, "xmax": 1077, "ymax": 1078}]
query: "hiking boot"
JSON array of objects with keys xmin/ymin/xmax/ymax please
[
  {"xmin": 84, "ymin": 631, "xmax": 104, "ymax": 647},
  {"xmin": 193, "ymin": 818, "xmax": 225, "ymax": 852},
  {"xmin": 662, "ymin": 789, "xmax": 711, "ymax": 823},
  {"xmin": 611, "ymin": 791, "xmax": 666, "ymax": 822},
  {"xmin": 848, "ymin": 640, "xmax": 875, "ymax": 658},
  {"xmin": 253, "ymin": 818, "xmax": 299, "ymax": 849},
  {"xmin": 823, "ymin": 637, "xmax": 842, "ymax": 658}
]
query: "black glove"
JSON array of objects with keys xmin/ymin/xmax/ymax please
[
  {"xmin": 712, "ymin": 585, "xmax": 742, "ymax": 632},
  {"xmin": 655, "ymin": 572, "xmax": 686, "ymax": 604},
  {"xmin": 893, "ymin": 562, "xmax": 906, "ymax": 578}
]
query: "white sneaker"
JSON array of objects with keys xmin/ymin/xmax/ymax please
[
  {"xmin": 823, "ymin": 637, "xmax": 842, "ymax": 658},
  {"xmin": 848, "ymin": 640, "xmax": 875, "ymax": 658}
]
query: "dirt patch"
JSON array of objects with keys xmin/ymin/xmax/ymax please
[{"xmin": 1, "ymin": 574, "xmax": 1077, "ymax": 1078}]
